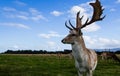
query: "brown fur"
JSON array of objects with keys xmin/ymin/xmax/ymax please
[
  {"xmin": 101, "ymin": 52, "xmax": 120, "ymax": 63},
  {"xmin": 61, "ymin": 0, "xmax": 104, "ymax": 76}
]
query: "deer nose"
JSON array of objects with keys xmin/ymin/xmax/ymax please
[{"xmin": 61, "ymin": 39, "xmax": 64, "ymax": 43}]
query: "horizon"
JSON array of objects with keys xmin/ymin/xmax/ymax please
[
  {"xmin": 1, "ymin": 48, "xmax": 120, "ymax": 54},
  {"xmin": 1, "ymin": 47, "xmax": 120, "ymax": 53},
  {"xmin": 0, "ymin": 0, "xmax": 120, "ymax": 53}
]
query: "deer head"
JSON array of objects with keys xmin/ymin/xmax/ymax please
[{"xmin": 61, "ymin": 0, "xmax": 105, "ymax": 44}]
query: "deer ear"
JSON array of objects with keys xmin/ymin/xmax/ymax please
[
  {"xmin": 78, "ymin": 29, "xmax": 83, "ymax": 36},
  {"xmin": 76, "ymin": 28, "xmax": 83, "ymax": 36}
]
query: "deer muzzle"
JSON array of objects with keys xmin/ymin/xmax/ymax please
[{"xmin": 61, "ymin": 39, "xmax": 65, "ymax": 43}]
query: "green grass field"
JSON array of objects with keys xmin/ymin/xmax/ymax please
[{"xmin": 0, "ymin": 54, "xmax": 120, "ymax": 76}]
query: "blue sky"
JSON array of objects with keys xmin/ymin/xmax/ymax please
[{"xmin": 0, "ymin": 0, "xmax": 120, "ymax": 52}]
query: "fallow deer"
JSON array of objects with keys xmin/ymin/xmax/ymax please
[
  {"xmin": 61, "ymin": 0, "xmax": 105, "ymax": 76},
  {"xmin": 101, "ymin": 51, "xmax": 120, "ymax": 63}
]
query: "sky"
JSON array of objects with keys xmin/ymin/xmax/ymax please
[{"xmin": 0, "ymin": 0, "xmax": 120, "ymax": 53}]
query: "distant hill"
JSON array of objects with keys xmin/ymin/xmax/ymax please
[{"xmin": 94, "ymin": 48, "xmax": 120, "ymax": 52}]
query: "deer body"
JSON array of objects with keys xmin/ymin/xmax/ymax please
[
  {"xmin": 62, "ymin": 30, "xmax": 97, "ymax": 76},
  {"xmin": 101, "ymin": 52, "xmax": 120, "ymax": 63},
  {"xmin": 61, "ymin": 0, "xmax": 105, "ymax": 76},
  {"xmin": 72, "ymin": 42, "xmax": 97, "ymax": 73}
]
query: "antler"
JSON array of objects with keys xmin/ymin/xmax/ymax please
[
  {"xmin": 81, "ymin": 0, "xmax": 105, "ymax": 28},
  {"xmin": 65, "ymin": 21, "xmax": 72, "ymax": 30},
  {"xmin": 65, "ymin": 19, "xmax": 76, "ymax": 30},
  {"xmin": 76, "ymin": 11, "xmax": 83, "ymax": 28},
  {"xmin": 65, "ymin": 0, "xmax": 105, "ymax": 32}
]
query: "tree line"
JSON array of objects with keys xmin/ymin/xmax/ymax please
[
  {"xmin": 2, "ymin": 49, "xmax": 72, "ymax": 54},
  {"xmin": 1, "ymin": 49, "xmax": 120, "ymax": 54}
]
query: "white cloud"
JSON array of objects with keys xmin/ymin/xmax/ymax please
[
  {"xmin": 38, "ymin": 31, "xmax": 61, "ymax": 39},
  {"xmin": 16, "ymin": 15, "xmax": 29, "ymax": 20},
  {"xmin": 2, "ymin": 7, "xmax": 29, "ymax": 20},
  {"xmin": 110, "ymin": 8, "xmax": 116, "ymax": 12},
  {"xmin": 3, "ymin": 7, "xmax": 16, "ymax": 12},
  {"xmin": 116, "ymin": 0, "xmax": 120, "ymax": 3},
  {"xmin": 19, "ymin": 11, "xmax": 29, "ymax": 16},
  {"xmin": 68, "ymin": 1, "xmax": 92, "ymax": 18},
  {"xmin": 0, "ymin": 22, "xmax": 31, "ymax": 29},
  {"xmin": 14, "ymin": 0, "xmax": 26, "ymax": 6},
  {"xmin": 84, "ymin": 36, "xmax": 120, "ymax": 49},
  {"xmin": 29, "ymin": 8, "xmax": 41, "ymax": 15},
  {"xmin": 5, "ymin": 14, "xmax": 29, "ymax": 20},
  {"xmin": 29, "ymin": 8, "xmax": 47, "ymax": 21},
  {"xmin": 84, "ymin": 36, "xmax": 97, "ymax": 45},
  {"xmin": 46, "ymin": 41, "xmax": 64, "ymax": 51},
  {"xmin": 69, "ymin": 5, "xmax": 86, "ymax": 18},
  {"xmin": 82, "ymin": 23, "xmax": 100, "ymax": 32},
  {"xmin": 47, "ymin": 41, "xmax": 56, "ymax": 47},
  {"xmin": 98, "ymin": 38, "xmax": 120, "ymax": 48},
  {"xmin": 51, "ymin": 11, "xmax": 63, "ymax": 16},
  {"xmin": 31, "ymin": 15, "xmax": 46, "ymax": 21},
  {"xmin": 2, "ymin": 7, "xmax": 47, "ymax": 21},
  {"xmin": 13, "ymin": 45, "xmax": 19, "ymax": 49}
]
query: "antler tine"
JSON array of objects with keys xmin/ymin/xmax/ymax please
[
  {"xmin": 69, "ymin": 20, "xmax": 76, "ymax": 29},
  {"xmin": 81, "ymin": 0, "xmax": 105, "ymax": 29},
  {"xmin": 76, "ymin": 11, "xmax": 82, "ymax": 28},
  {"xmin": 80, "ymin": 15, "xmax": 84, "ymax": 20},
  {"xmin": 65, "ymin": 21, "xmax": 72, "ymax": 30}
]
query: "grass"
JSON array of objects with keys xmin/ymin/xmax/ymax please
[{"xmin": 0, "ymin": 54, "xmax": 120, "ymax": 76}]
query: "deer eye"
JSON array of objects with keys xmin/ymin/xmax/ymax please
[{"xmin": 71, "ymin": 34, "xmax": 76, "ymax": 36}]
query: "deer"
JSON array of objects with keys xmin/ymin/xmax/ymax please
[
  {"xmin": 61, "ymin": 0, "xmax": 105, "ymax": 76},
  {"xmin": 101, "ymin": 51, "xmax": 120, "ymax": 63}
]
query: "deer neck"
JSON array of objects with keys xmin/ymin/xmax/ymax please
[{"xmin": 71, "ymin": 36, "xmax": 87, "ymax": 61}]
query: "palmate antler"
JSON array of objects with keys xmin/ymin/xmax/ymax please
[
  {"xmin": 81, "ymin": 0, "xmax": 105, "ymax": 28},
  {"xmin": 65, "ymin": 0, "xmax": 105, "ymax": 31}
]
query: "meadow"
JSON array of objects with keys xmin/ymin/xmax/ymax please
[{"xmin": 0, "ymin": 54, "xmax": 120, "ymax": 76}]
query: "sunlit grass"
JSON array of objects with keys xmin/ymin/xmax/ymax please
[{"xmin": 0, "ymin": 54, "xmax": 120, "ymax": 76}]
